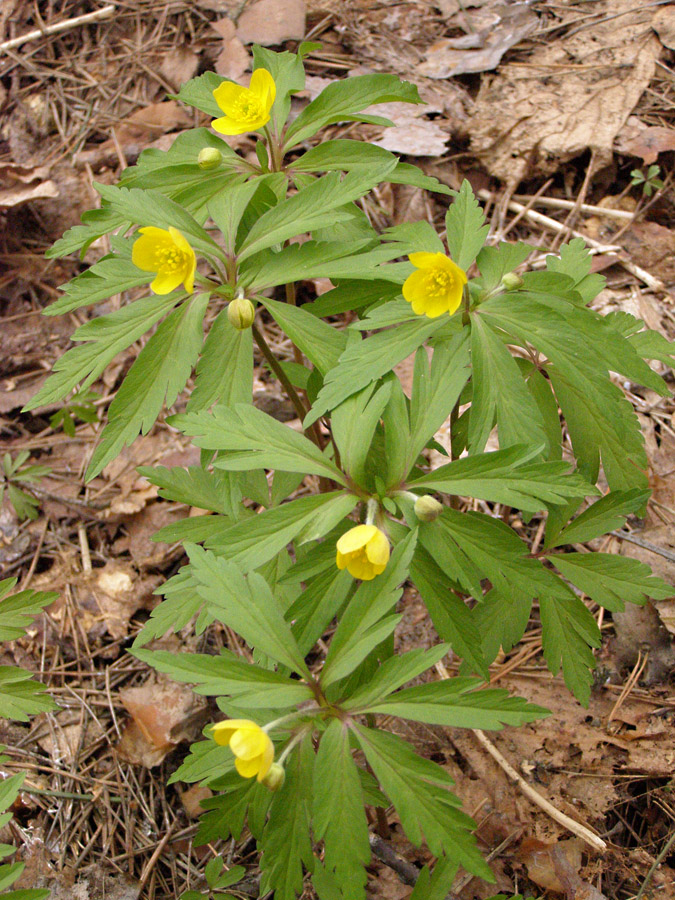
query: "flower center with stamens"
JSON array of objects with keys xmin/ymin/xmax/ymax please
[
  {"xmin": 424, "ymin": 268, "xmax": 454, "ymax": 299},
  {"xmin": 233, "ymin": 92, "xmax": 264, "ymax": 123},
  {"xmin": 153, "ymin": 244, "xmax": 186, "ymax": 272}
]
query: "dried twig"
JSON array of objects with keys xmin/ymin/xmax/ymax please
[{"xmin": 0, "ymin": 5, "xmax": 115, "ymax": 52}]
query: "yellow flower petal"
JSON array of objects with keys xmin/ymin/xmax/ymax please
[
  {"xmin": 256, "ymin": 736, "xmax": 275, "ymax": 782},
  {"xmin": 402, "ymin": 268, "xmax": 429, "ymax": 306},
  {"xmin": 235, "ymin": 755, "xmax": 264, "ymax": 778},
  {"xmin": 212, "ymin": 718, "xmax": 256, "ymax": 746},
  {"xmin": 250, "ymin": 68, "xmax": 276, "ymax": 112},
  {"xmin": 336, "ymin": 524, "xmax": 378, "ymax": 555},
  {"xmin": 408, "ymin": 251, "xmax": 447, "ymax": 269},
  {"xmin": 213, "ymin": 80, "xmax": 246, "ymax": 113},
  {"xmin": 211, "ymin": 115, "xmax": 250, "ymax": 136},
  {"xmin": 150, "ymin": 270, "xmax": 184, "ymax": 295},
  {"xmin": 366, "ymin": 529, "xmax": 390, "ymax": 567}
]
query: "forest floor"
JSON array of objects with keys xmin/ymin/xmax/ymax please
[{"xmin": 1, "ymin": 0, "xmax": 675, "ymax": 898}]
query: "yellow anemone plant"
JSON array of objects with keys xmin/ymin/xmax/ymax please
[
  {"xmin": 336, "ymin": 524, "xmax": 390, "ymax": 581},
  {"xmin": 212, "ymin": 719, "xmax": 274, "ymax": 781},
  {"xmin": 402, "ymin": 251, "xmax": 467, "ymax": 318},
  {"xmin": 212, "ymin": 69, "xmax": 276, "ymax": 136},
  {"xmin": 132, "ymin": 226, "xmax": 196, "ymax": 295}
]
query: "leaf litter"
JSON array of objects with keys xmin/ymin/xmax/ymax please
[{"xmin": 1, "ymin": 0, "xmax": 674, "ymax": 897}]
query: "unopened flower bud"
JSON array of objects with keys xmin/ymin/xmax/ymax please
[
  {"xmin": 228, "ymin": 296, "xmax": 255, "ymax": 330},
  {"xmin": 414, "ymin": 495, "xmax": 443, "ymax": 523},
  {"xmin": 500, "ymin": 272, "xmax": 523, "ymax": 291},
  {"xmin": 198, "ymin": 147, "xmax": 223, "ymax": 170},
  {"xmin": 260, "ymin": 762, "xmax": 285, "ymax": 792}
]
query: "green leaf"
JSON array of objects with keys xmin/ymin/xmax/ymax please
[
  {"xmin": 134, "ymin": 648, "xmax": 312, "ymax": 707},
  {"xmin": 0, "ymin": 667, "xmax": 56, "ymax": 722},
  {"xmin": 132, "ymin": 569, "xmax": 210, "ymax": 648},
  {"xmin": 252, "ymin": 46, "xmax": 307, "ymax": 135},
  {"xmin": 331, "ymin": 381, "xmax": 392, "ymax": 487},
  {"xmin": 468, "ymin": 313, "xmax": 548, "ymax": 454},
  {"xmin": 284, "ymin": 74, "xmax": 422, "ymax": 150},
  {"xmin": 0, "ymin": 580, "xmax": 56, "ymax": 642},
  {"xmin": 259, "ymin": 736, "xmax": 315, "ymax": 900},
  {"xmin": 204, "ymin": 492, "xmax": 358, "ymax": 572},
  {"xmin": 313, "ymin": 720, "xmax": 370, "ymax": 899},
  {"xmin": 548, "ymin": 488, "xmax": 650, "ymax": 548},
  {"xmin": 86, "ymin": 293, "xmax": 209, "ymax": 479},
  {"xmin": 546, "ymin": 238, "xmax": 605, "ymax": 305},
  {"xmin": 549, "ymin": 553, "xmax": 673, "ymax": 612},
  {"xmin": 172, "ymin": 403, "xmax": 345, "ymax": 484},
  {"xmin": 353, "ymin": 726, "xmax": 492, "ymax": 878},
  {"xmin": 174, "ymin": 71, "xmax": 226, "ymax": 117},
  {"xmin": 343, "ymin": 644, "xmax": 450, "ymax": 710},
  {"xmin": 410, "ymin": 859, "xmax": 459, "ymax": 900},
  {"xmin": 259, "ymin": 297, "xmax": 347, "ymax": 376},
  {"xmin": 306, "ymin": 317, "xmax": 449, "ymax": 427},
  {"xmin": 445, "ymin": 180, "xmax": 489, "ymax": 271},
  {"xmin": 188, "ymin": 307, "xmax": 253, "ymax": 413},
  {"xmin": 304, "ymin": 280, "xmax": 401, "ymax": 317},
  {"xmin": 289, "ymin": 567, "xmax": 353, "ymax": 656},
  {"xmin": 412, "ymin": 444, "xmax": 595, "ymax": 510},
  {"xmin": 119, "ymin": 128, "xmax": 240, "ymax": 188},
  {"xmin": 24, "ymin": 293, "xmax": 181, "ymax": 411},
  {"xmin": 539, "ymin": 593, "xmax": 600, "ymax": 705},
  {"xmin": 238, "ymin": 168, "xmax": 396, "ymax": 262},
  {"xmin": 95, "ymin": 185, "xmax": 223, "ymax": 258},
  {"xmin": 360, "ymin": 678, "xmax": 548, "ymax": 729},
  {"xmin": 138, "ymin": 465, "xmax": 241, "ymax": 518},
  {"xmin": 47, "ymin": 206, "xmax": 127, "ymax": 259},
  {"xmin": 207, "ymin": 180, "xmax": 262, "ymax": 256},
  {"xmin": 186, "ymin": 544, "xmax": 312, "ymax": 679},
  {"xmin": 476, "ymin": 241, "xmax": 532, "ymax": 293},
  {"xmin": 292, "ymin": 139, "xmax": 397, "ymax": 174},
  {"xmin": 44, "ymin": 254, "xmax": 149, "ymax": 316}
]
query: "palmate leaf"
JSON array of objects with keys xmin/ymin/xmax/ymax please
[
  {"xmin": 172, "ymin": 403, "xmax": 346, "ymax": 484},
  {"xmin": 353, "ymin": 725, "xmax": 492, "ymax": 878},
  {"xmin": 283, "ymin": 73, "xmax": 422, "ymax": 150},
  {"xmin": 306, "ymin": 317, "xmax": 451, "ymax": 427},
  {"xmin": 0, "ymin": 579, "xmax": 56, "ymax": 642},
  {"xmin": 411, "ymin": 443, "xmax": 595, "ymax": 510},
  {"xmin": 237, "ymin": 167, "xmax": 397, "ymax": 262},
  {"xmin": 357, "ymin": 678, "xmax": 548, "ymax": 730},
  {"xmin": 134, "ymin": 648, "xmax": 312, "ymax": 708},
  {"xmin": 475, "ymin": 241, "xmax": 533, "ymax": 293},
  {"xmin": 343, "ymin": 644, "xmax": 450, "ymax": 710},
  {"xmin": 0, "ymin": 667, "xmax": 56, "ymax": 722},
  {"xmin": 138, "ymin": 465, "xmax": 241, "ymax": 517},
  {"xmin": 549, "ymin": 553, "xmax": 673, "ymax": 612},
  {"xmin": 445, "ymin": 180, "xmax": 489, "ymax": 271},
  {"xmin": 253, "ymin": 45, "xmax": 310, "ymax": 134},
  {"xmin": 132, "ymin": 568, "xmax": 211, "ymax": 648},
  {"xmin": 186, "ymin": 544, "xmax": 312, "ymax": 679},
  {"xmin": 259, "ymin": 298, "xmax": 347, "ymax": 377},
  {"xmin": 546, "ymin": 237, "xmax": 606, "ymax": 305},
  {"xmin": 43, "ymin": 254, "xmax": 148, "ymax": 317},
  {"xmin": 260, "ymin": 736, "xmax": 316, "ymax": 900},
  {"xmin": 288, "ymin": 566, "xmax": 353, "ymax": 656},
  {"xmin": 24, "ymin": 293, "xmax": 182, "ymax": 411},
  {"xmin": 546, "ymin": 488, "xmax": 650, "ymax": 548},
  {"xmin": 474, "ymin": 588, "xmax": 533, "ymax": 666},
  {"xmin": 331, "ymin": 381, "xmax": 392, "ymax": 487},
  {"xmin": 170, "ymin": 739, "xmax": 235, "ymax": 786},
  {"xmin": 46, "ymin": 206, "xmax": 128, "ymax": 259},
  {"xmin": 86, "ymin": 293, "xmax": 209, "ymax": 479},
  {"xmin": 204, "ymin": 492, "xmax": 358, "ymax": 572},
  {"xmin": 188, "ymin": 307, "xmax": 253, "ymax": 413},
  {"xmin": 120, "ymin": 128, "xmax": 240, "ymax": 187},
  {"xmin": 539, "ymin": 592, "xmax": 600, "ymax": 706},
  {"xmin": 468, "ymin": 313, "xmax": 548, "ymax": 454},
  {"xmin": 313, "ymin": 720, "xmax": 370, "ymax": 899}
]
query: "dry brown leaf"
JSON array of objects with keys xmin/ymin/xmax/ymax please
[
  {"xmin": 373, "ymin": 102, "xmax": 449, "ymax": 157},
  {"xmin": 467, "ymin": 0, "xmax": 662, "ymax": 183},
  {"xmin": 0, "ymin": 162, "xmax": 58, "ymax": 208},
  {"xmin": 419, "ymin": 3, "xmax": 538, "ymax": 78},
  {"xmin": 212, "ymin": 18, "xmax": 250, "ymax": 80},
  {"xmin": 236, "ymin": 0, "xmax": 306, "ymax": 46},
  {"xmin": 41, "ymin": 865, "xmax": 141, "ymax": 900},
  {"xmin": 616, "ymin": 120, "xmax": 675, "ymax": 164},
  {"xmin": 36, "ymin": 712, "xmax": 104, "ymax": 766},
  {"xmin": 619, "ymin": 221, "xmax": 675, "ymax": 286},
  {"xmin": 180, "ymin": 784, "xmax": 213, "ymax": 818},
  {"xmin": 118, "ymin": 677, "xmax": 208, "ymax": 767},
  {"xmin": 160, "ymin": 45, "xmax": 200, "ymax": 91},
  {"xmin": 652, "ymin": 3, "xmax": 675, "ymax": 50}
]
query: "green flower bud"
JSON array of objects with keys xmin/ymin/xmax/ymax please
[
  {"xmin": 501, "ymin": 272, "xmax": 523, "ymax": 291},
  {"xmin": 228, "ymin": 297, "xmax": 255, "ymax": 330},
  {"xmin": 260, "ymin": 762, "xmax": 285, "ymax": 792},
  {"xmin": 414, "ymin": 495, "xmax": 443, "ymax": 523},
  {"xmin": 198, "ymin": 147, "xmax": 223, "ymax": 170}
]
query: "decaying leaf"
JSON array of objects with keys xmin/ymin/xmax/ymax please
[
  {"xmin": 419, "ymin": 3, "xmax": 538, "ymax": 78},
  {"xmin": 652, "ymin": 3, "xmax": 675, "ymax": 50},
  {"xmin": 0, "ymin": 162, "xmax": 58, "ymax": 207},
  {"xmin": 615, "ymin": 117, "xmax": 675, "ymax": 164},
  {"xmin": 519, "ymin": 838, "xmax": 606, "ymax": 898},
  {"xmin": 212, "ymin": 18, "xmax": 250, "ymax": 80},
  {"xmin": 160, "ymin": 45, "xmax": 200, "ymax": 91},
  {"xmin": 467, "ymin": 0, "xmax": 662, "ymax": 183},
  {"xmin": 117, "ymin": 676, "xmax": 209, "ymax": 767},
  {"xmin": 236, "ymin": 0, "xmax": 306, "ymax": 46},
  {"xmin": 373, "ymin": 100, "xmax": 449, "ymax": 157}
]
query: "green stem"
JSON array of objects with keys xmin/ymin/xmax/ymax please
[{"xmin": 263, "ymin": 126, "xmax": 283, "ymax": 173}]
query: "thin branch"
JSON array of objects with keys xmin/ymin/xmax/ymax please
[{"xmin": 0, "ymin": 5, "xmax": 115, "ymax": 52}]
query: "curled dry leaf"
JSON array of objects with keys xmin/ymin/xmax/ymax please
[
  {"xmin": 118, "ymin": 677, "xmax": 209, "ymax": 767},
  {"xmin": 519, "ymin": 838, "xmax": 606, "ymax": 899},
  {"xmin": 468, "ymin": 0, "xmax": 661, "ymax": 183},
  {"xmin": 0, "ymin": 162, "xmax": 58, "ymax": 208},
  {"xmin": 419, "ymin": 3, "xmax": 539, "ymax": 78},
  {"xmin": 615, "ymin": 117, "xmax": 675, "ymax": 164},
  {"xmin": 236, "ymin": 0, "xmax": 306, "ymax": 46}
]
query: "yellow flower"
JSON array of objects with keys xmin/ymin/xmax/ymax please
[
  {"xmin": 212, "ymin": 69, "xmax": 276, "ymax": 136},
  {"xmin": 336, "ymin": 524, "xmax": 390, "ymax": 581},
  {"xmin": 132, "ymin": 226, "xmax": 196, "ymax": 295},
  {"xmin": 402, "ymin": 252, "xmax": 467, "ymax": 318},
  {"xmin": 212, "ymin": 719, "xmax": 274, "ymax": 781}
]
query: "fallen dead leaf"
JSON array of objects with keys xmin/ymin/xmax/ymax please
[
  {"xmin": 36, "ymin": 712, "xmax": 104, "ymax": 766},
  {"xmin": 236, "ymin": 0, "xmax": 306, "ymax": 46},
  {"xmin": 619, "ymin": 221, "xmax": 675, "ymax": 287},
  {"xmin": 373, "ymin": 101, "xmax": 449, "ymax": 157},
  {"xmin": 39, "ymin": 865, "xmax": 141, "ymax": 900},
  {"xmin": 180, "ymin": 783, "xmax": 213, "ymax": 818},
  {"xmin": 118, "ymin": 676, "xmax": 209, "ymax": 767},
  {"xmin": 652, "ymin": 3, "xmax": 675, "ymax": 50},
  {"xmin": 419, "ymin": 3, "xmax": 538, "ymax": 78},
  {"xmin": 212, "ymin": 18, "xmax": 250, "ymax": 80},
  {"xmin": 0, "ymin": 162, "xmax": 58, "ymax": 207},
  {"xmin": 615, "ymin": 122, "xmax": 675, "ymax": 164},
  {"xmin": 159, "ymin": 45, "xmax": 200, "ymax": 91},
  {"xmin": 467, "ymin": 0, "xmax": 662, "ymax": 183}
]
